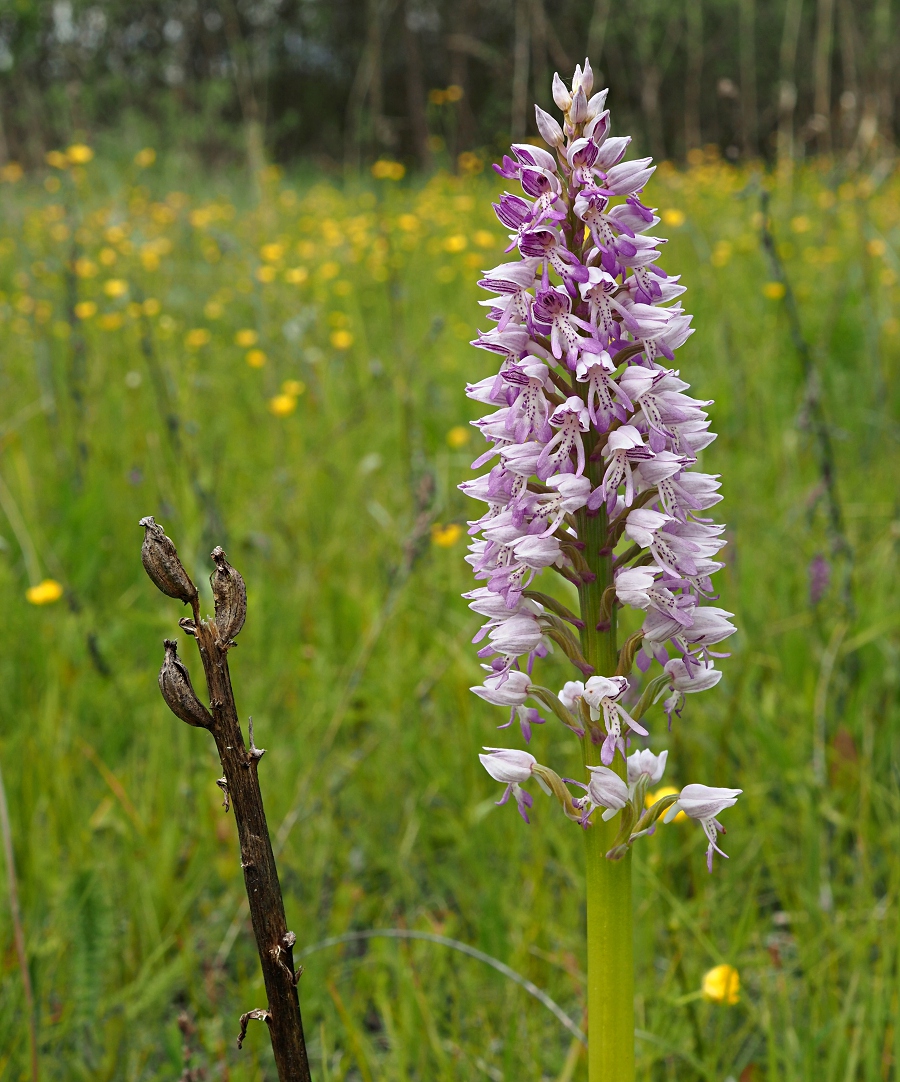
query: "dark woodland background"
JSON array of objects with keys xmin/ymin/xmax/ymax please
[{"xmin": 0, "ymin": 0, "xmax": 894, "ymax": 170}]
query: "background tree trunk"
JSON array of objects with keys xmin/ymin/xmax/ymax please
[
  {"xmin": 684, "ymin": 0, "xmax": 704, "ymax": 152},
  {"xmin": 739, "ymin": 0, "xmax": 758, "ymax": 157},
  {"xmin": 777, "ymin": 0, "xmax": 804, "ymax": 177},
  {"xmin": 813, "ymin": 0, "xmax": 835, "ymax": 153},
  {"xmin": 511, "ymin": 0, "xmax": 531, "ymax": 141},
  {"xmin": 402, "ymin": 1, "xmax": 431, "ymax": 171}
]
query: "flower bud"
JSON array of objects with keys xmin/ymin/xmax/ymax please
[
  {"xmin": 139, "ymin": 517, "xmax": 198, "ymax": 605},
  {"xmin": 210, "ymin": 546, "xmax": 247, "ymax": 645},
  {"xmin": 534, "ymin": 105, "xmax": 564, "ymax": 147},
  {"xmin": 552, "ymin": 72, "xmax": 571, "ymax": 111},
  {"xmin": 158, "ymin": 639, "xmax": 212, "ymax": 728},
  {"xmin": 570, "ymin": 85, "xmax": 588, "ymax": 125}
]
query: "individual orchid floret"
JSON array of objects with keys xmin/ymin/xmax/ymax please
[
  {"xmin": 535, "ymin": 104, "xmax": 565, "ymax": 148},
  {"xmin": 531, "ymin": 285, "xmax": 595, "ymax": 366},
  {"xmin": 664, "ymin": 784, "xmax": 742, "ymax": 871},
  {"xmin": 479, "ymin": 747, "xmax": 549, "ymax": 823},
  {"xmin": 594, "ymin": 425, "xmax": 654, "ymax": 511},
  {"xmin": 627, "ymin": 748, "xmax": 668, "ymax": 786},
  {"xmin": 576, "ymin": 764, "xmax": 630, "ymax": 824},
  {"xmin": 582, "ymin": 675, "xmax": 649, "ymax": 765}
]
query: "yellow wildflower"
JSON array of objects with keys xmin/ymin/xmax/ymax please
[
  {"xmin": 662, "ymin": 209, "xmax": 686, "ymax": 227},
  {"xmin": 446, "ymin": 425, "xmax": 470, "ymax": 448},
  {"xmin": 143, "ymin": 298, "xmax": 161, "ymax": 316},
  {"xmin": 867, "ymin": 238, "xmax": 887, "ymax": 257},
  {"xmin": 0, "ymin": 162, "xmax": 23, "ymax": 182},
  {"xmin": 66, "ymin": 144, "xmax": 94, "ymax": 165},
  {"xmin": 432, "ymin": 523, "xmax": 463, "ymax": 547},
  {"xmin": 443, "ymin": 234, "xmax": 468, "ymax": 253},
  {"xmin": 285, "ymin": 267, "xmax": 309, "ymax": 284},
  {"xmin": 282, "ymin": 380, "xmax": 305, "ymax": 396},
  {"xmin": 134, "ymin": 147, "xmax": 156, "ymax": 168},
  {"xmin": 99, "ymin": 247, "xmax": 117, "ymax": 266},
  {"xmin": 762, "ymin": 281, "xmax": 786, "ymax": 300},
  {"xmin": 646, "ymin": 786, "xmax": 687, "ymax": 822},
  {"xmin": 260, "ymin": 242, "xmax": 285, "ymax": 263},
  {"xmin": 75, "ymin": 258, "xmax": 98, "ymax": 278},
  {"xmin": 204, "ymin": 301, "xmax": 223, "ymax": 319},
  {"xmin": 320, "ymin": 261, "xmax": 340, "ymax": 280},
  {"xmin": 185, "ymin": 328, "xmax": 211, "ymax": 348},
  {"xmin": 46, "ymin": 150, "xmax": 68, "ymax": 169},
  {"xmin": 330, "ymin": 330, "xmax": 353, "ymax": 350},
  {"xmin": 246, "ymin": 349, "xmax": 267, "ymax": 368},
  {"xmin": 269, "ymin": 394, "xmax": 297, "ymax": 416},
  {"xmin": 371, "ymin": 159, "xmax": 405, "ymax": 181},
  {"xmin": 473, "ymin": 230, "xmax": 496, "ymax": 248},
  {"xmin": 235, "ymin": 328, "xmax": 258, "ymax": 347},
  {"xmin": 458, "ymin": 152, "xmax": 483, "ymax": 175},
  {"xmin": 74, "ymin": 301, "xmax": 97, "ymax": 319},
  {"xmin": 26, "ymin": 579, "xmax": 64, "ymax": 605},
  {"xmin": 103, "ymin": 279, "xmax": 128, "ymax": 298},
  {"xmin": 710, "ymin": 241, "xmax": 732, "ymax": 267},
  {"xmin": 398, "ymin": 214, "xmax": 419, "ymax": 232},
  {"xmin": 256, "ymin": 265, "xmax": 277, "ymax": 283},
  {"xmin": 790, "ymin": 215, "xmax": 810, "ymax": 233},
  {"xmin": 701, "ymin": 964, "xmax": 740, "ymax": 1005}
]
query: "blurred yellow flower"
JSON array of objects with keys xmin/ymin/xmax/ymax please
[
  {"xmin": 256, "ymin": 265, "xmax": 277, "ymax": 283},
  {"xmin": 50, "ymin": 223, "xmax": 69, "ymax": 242},
  {"xmin": 143, "ymin": 298, "xmax": 161, "ymax": 316},
  {"xmin": 867, "ymin": 238, "xmax": 887, "ymax": 257},
  {"xmin": 99, "ymin": 313, "xmax": 123, "ymax": 330},
  {"xmin": 235, "ymin": 328, "xmax": 257, "ymax": 347},
  {"xmin": 662, "ymin": 209, "xmax": 686, "ymax": 227},
  {"xmin": 246, "ymin": 349, "xmax": 267, "ymax": 368},
  {"xmin": 26, "ymin": 579, "xmax": 64, "ymax": 605},
  {"xmin": 473, "ymin": 230, "xmax": 496, "ymax": 248},
  {"xmin": 458, "ymin": 151, "xmax": 483, "ymax": 175},
  {"xmin": 269, "ymin": 394, "xmax": 297, "ymax": 416},
  {"xmin": 74, "ymin": 301, "xmax": 97, "ymax": 319},
  {"xmin": 646, "ymin": 786, "xmax": 687, "ymax": 822},
  {"xmin": 398, "ymin": 214, "xmax": 419, "ymax": 232},
  {"xmin": 710, "ymin": 241, "xmax": 732, "ymax": 267},
  {"xmin": 330, "ymin": 329, "xmax": 353, "ymax": 350},
  {"xmin": 282, "ymin": 379, "xmax": 305, "ymax": 396},
  {"xmin": 763, "ymin": 281, "xmax": 786, "ymax": 300},
  {"xmin": 204, "ymin": 300, "xmax": 223, "ymax": 319},
  {"xmin": 75, "ymin": 258, "xmax": 98, "ymax": 278},
  {"xmin": 46, "ymin": 150, "xmax": 68, "ymax": 169},
  {"xmin": 320, "ymin": 261, "xmax": 340, "ymax": 280},
  {"xmin": 134, "ymin": 147, "xmax": 156, "ymax": 168},
  {"xmin": 285, "ymin": 267, "xmax": 309, "ymax": 284},
  {"xmin": 99, "ymin": 247, "xmax": 117, "ymax": 266},
  {"xmin": 790, "ymin": 215, "xmax": 810, "ymax": 233},
  {"xmin": 0, "ymin": 162, "xmax": 23, "ymax": 182},
  {"xmin": 371, "ymin": 159, "xmax": 405, "ymax": 181},
  {"xmin": 185, "ymin": 328, "xmax": 211, "ymax": 348},
  {"xmin": 103, "ymin": 279, "xmax": 128, "ymax": 298},
  {"xmin": 447, "ymin": 425, "xmax": 470, "ymax": 448},
  {"xmin": 260, "ymin": 242, "xmax": 285, "ymax": 263},
  {"xmin": 432, "ymin": 523, "xmax": 463, "ymax": 547},
  {"xmin": 67, "ymin": 144, "xmax": 94, "ymax": 164},
  {"xmin": 702, "ymin": 964, "xmax": 740, "ymax": 1005},
  {"xmin": 443, "ymin": 234, "xmax": 468, "ymax": 252}
]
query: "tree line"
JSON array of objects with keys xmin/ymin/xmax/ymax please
[{"xmin": 0, "ymin": 0, "xmax": 894, "ymax": 171}]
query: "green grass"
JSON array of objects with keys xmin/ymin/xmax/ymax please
[{"xmin": 0, "ymin": 149, "xmax": 898, "ymax": 1081}]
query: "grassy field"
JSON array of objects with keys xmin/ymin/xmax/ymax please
[{"xmin": 0, "ymin": 144, "xmax": 898, "ymax": 1081}]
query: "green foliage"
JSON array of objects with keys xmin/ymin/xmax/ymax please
[{"xmin": 0, "ymin": 153, "xmax": 898, "ymax": 1080}]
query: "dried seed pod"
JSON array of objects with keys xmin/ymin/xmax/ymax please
[
  {"xmin": 210, "ymin": 546, "xmax": 247, "ymax": 645},
  {"xmin": 158, "ymin": 639, "xmax": 212, "ymax": 728},
  {"xmin": 139, "ymin": 517, "xmax": 198, "ymax": 605}
]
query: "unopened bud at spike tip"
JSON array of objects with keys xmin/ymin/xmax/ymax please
[
  {"xmin": 139, "ymin": 517, "xmax": 198, "ymax": 605},
  {"xmin": 159, "ymin": 639, "xmax": 212, "ymax": 728},
  {"xmin": 210, "ymin": 546, "xmax": 247, "ymax": 645}
]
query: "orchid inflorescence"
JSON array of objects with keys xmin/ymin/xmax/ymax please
[{"xmin": 464, "ymin": 61, "xmax": 741, "ymax": 873}]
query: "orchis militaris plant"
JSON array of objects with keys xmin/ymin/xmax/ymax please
[{"xmin": 462, "ymin": 61, "xmax": 741, "ymax": 1082}]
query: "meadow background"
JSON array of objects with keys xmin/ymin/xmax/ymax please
[{"xmin": 0, "ymin": 133, "xmax": 898, "ymax": 1082}]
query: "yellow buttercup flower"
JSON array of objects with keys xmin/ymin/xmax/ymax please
[
  {"xmin": 26, "ymin": 579, "xmax": 64, "ymax": 605},
  {"xmin": 134, "ymin": 147, "xmax": 156, "ymax": 168},
  {"xmin": 269, "ymin": 394, "xmax": 297, "ymax": 417},
  {"xmin": 662, "ymin": 209, "xmax": 686, "ymax": 227},
  {"xmin": 236, "ymin": 328, "xmax": 258, "ymax": 347},
  {"xmin": 443, "ymin": 234, "xmax": 468, "ymax": 253},
  {"xmin": 66, "ymin": 144, "xmax": 94, "ymax": 165},
  {"xmin": 246, "ymin": 349, "xmax": 267, "ymax": 368},
  {"xmin": 285, "ymin": 267, "xmax": 308, "ymax": 284},
  {"xmin": 185, "ymin": 328, "xmax": 211, "ymax": 348},
  {"xmin": 260, "ymin": 242, "xmax": 285, "ymax": 263},
  {"xmin": 432, "ymin": 523, "xmax": 463, "ymax": 547},
  {"xmin": 646, "ymin": 786, "xmax": 687, "ymax": 822},
  {"xmin": 282, "ymin": 380, "xmax": 305, "ymax": 397},
  {"xmin": 446, "ymin": 425, "xmax": 470, "ymax": 448},
  {"xmin": 702, "ymin": 964, "xmax": 740, "ymax": 1005},
  {"xmin": 763, "ymin": 281, "xmax": 786, "ymax": 300},
  {"xmin": 330, "ymin": 330, "xmax": 353, "ymax": 350},
  {"xmin": 371, "ymin": 159, "xmax": 405, "ymax": 181},
  {"xmin": 46, "ymin": 150, "xmax": 68, "ymax": 170},
  {"xmin": 103, "ymin": 279, "xmax": 128, "ymax": 298},
  {"xmin": 74, "ymin": 301, "xmax": 97, "ymax": 319}
]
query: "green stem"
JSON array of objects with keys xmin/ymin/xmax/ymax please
[{"xmin": 576, "ymin": 491, "xmax": 635, "ymax": 1082}]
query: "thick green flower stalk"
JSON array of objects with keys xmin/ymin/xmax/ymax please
[{"xmin": 462, "ymin": 62, "xmax": 741, "ymax": 1081}]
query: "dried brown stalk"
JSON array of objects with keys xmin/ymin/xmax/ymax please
[{"xmin": 139, "ymin": 517, "xmax": 311, "ymax": 1081}]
